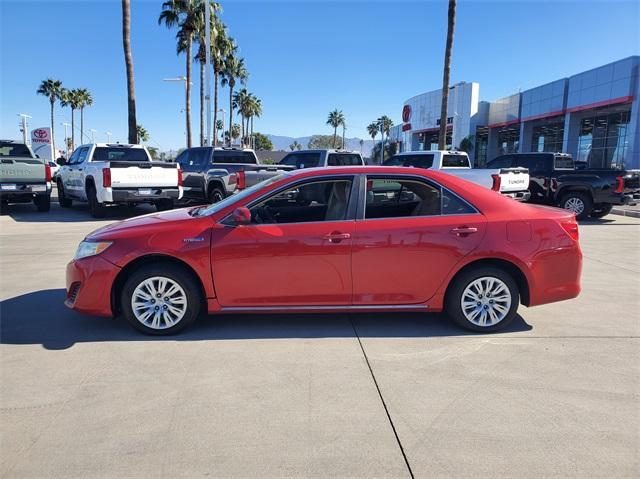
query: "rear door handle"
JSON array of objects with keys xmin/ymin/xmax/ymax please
[
  {"xmin": 450, "ymin": 226, "xmax": 478, "ymax": 236},
  {"xmin": 323, "ymin": 232, "xmax": 351, "ymax": 243}
]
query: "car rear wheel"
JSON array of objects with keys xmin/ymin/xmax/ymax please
[
  {"xmin": 208, "ymin": 185, "xmax": 225, "ymax": 204},
  {"xmin": 560, "ymin": 191, "xmax": 592, "ymax": 220},
  {"xmin": 57, "ymin": 180, "xmax": 72, "ymax": 207},
  {"xmin": 155, "ymin": 198, "xmax": 174, "ymax": 211},
  {"xmin": 121, "ymin": 264, "xmax": 201, "ymax": 335},
  {"xmin": 34, "ymin": 194, "xmax": 50, "ymax": 212},
  {"xmin": 445, "ymin": 266, "xmax": 519, "ymax": 332},
  {"xmin": 589, "ymin": 205, "xmax": 613, "ymax": 219},
  {"xmin": 88, "ymin": 185, "xmax": 106, "ymax": 218}
]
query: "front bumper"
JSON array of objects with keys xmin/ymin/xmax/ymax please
[
  {"xmin": 109, "ymin": 187, "xmax": 181, "ymax": 204},
  {"xmin": 65, "ymin": 255, "xmax": 120, "ymax": 317}
]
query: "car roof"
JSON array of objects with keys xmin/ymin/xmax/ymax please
[
  {"xmin": 77, "ymin": 143, "xmax": 145, "ymax": 149},
  {"xmin": 289, "ymin": 149, "xmax": 360, "ymax": 154}
]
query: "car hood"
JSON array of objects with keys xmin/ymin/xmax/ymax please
[{"xmin": 87, "ymin": 207, "xmax": 199, "ymax": 240}]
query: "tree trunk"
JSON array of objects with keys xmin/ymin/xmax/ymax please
[
  {"xmin": 332, "ymin": 128, "xmax": 337, "ymax": 148},
  {"xmin": 122, "ymin": 0, "xmax": 137, "ymax": 144},
  {"xmin": 213, "ymin": 70, "xmax": 219, "ymax": 146},
  {"xmin": 80, "ymin": 107, "xmax": 84, "ymax": 143},
  {"xmin": 199, "ymin": 61, "xmax": 205, "ymax": 146},
  {"xmin": 438, "ymin": 0, "xmax": 456, "ymax": 150},
  {"xmin": 251, "ymin": 116, "xmax": 254, "ymax": 148},
  {"xmin": 70, "ymin": 108, "xmax": 75, "ymax": 151},
  {"xmin": 185, "ymin": 34, "xmax": 193, "ymax": 148},
  {"xmin": 342, "ymin": 125, "xmax": 345, "ymax": 149},
  {"xmin": 50, "ymin": 100, "xmax": 56, "ymax": 155},
  {"xmin": 228, "ymin": 84, "xmax": 233, "ymax": 146}
]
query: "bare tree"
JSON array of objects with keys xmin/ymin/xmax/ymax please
[{"xmin": 122, "ymin": 0, "xmax": 138, "ymax": 144}]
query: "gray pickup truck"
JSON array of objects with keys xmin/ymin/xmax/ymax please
[{"xmin": 0, "ymin": 140, "xmax": 52, "ymax": 212}]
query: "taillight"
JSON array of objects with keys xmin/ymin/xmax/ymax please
[
  {"xmin": 102, "ymin": 168, "xmax": 111, "ymax": 188},
  {"xmin": 366, "ymin": 179, "xmax": 373, "ymax": 190},
  {"xmin": 561, "ymin": 220, "xmax": 579, "ymax": 241},
  {"xmin": 177, "ymin": 168, "xmax": 183, "ymax": 187},
  {"xmin": 236, "ymin": 171, "xmax": 246, "ymax": 190},
  {"xmin": 491, "ymin": 174, "xmax": 501, "ymax": 191},
  {"xmin": 614, "ymin": 176, "xmax": 624, "ymax": 194},
  {"xmin": 229, "ymin": 173, "xmax": 237, "ymax": 185},
  {"xmin": 44, "ymin": 164, "xmax": 52, "ymax": 182}
]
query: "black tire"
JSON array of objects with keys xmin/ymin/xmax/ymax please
[
  {"xmin": 445, "ymin": 266, "xmax": 519, "ymax": 333},
  {"xmin": 208, "ymin": 185, "xmax": 225, "ymax": 204},
  {"xmin": 589, "ymin": 204, "xmax": 613, "ymax": 219},
  {"xmin": 87, "ymin": 185, "xmax": 106, "ymax": 218},
  {"xmin": 155, "ymin": 198, "xmax": 175, "ymax": 211},
  {"xmin": 121, "ymin": 263, "xmax": 201, "ymax": 335},
  {"xmin": 559, "ymin": 191, "xmax": 593, "ymax": 220},
  {"xmin": 33, "ymin": 194, "xmax": 51, "ymax": 212},
  {"xmin": 57, "ymin": 180, "xmax": 72, "ymax": 207}
]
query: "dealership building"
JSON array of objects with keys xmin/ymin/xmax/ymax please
[{"xmin": 388, "ymin": 56, "xmax": 640, "ymax": 170}]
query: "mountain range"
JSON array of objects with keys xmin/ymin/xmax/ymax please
[{"xmin": 266, "ymin": 134, "xmax": 375, "ymax": 157}]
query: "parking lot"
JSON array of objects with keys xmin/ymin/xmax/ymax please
[{"xmin": 1, "ymin": 196, "xmax": 639, "ymax": 478}]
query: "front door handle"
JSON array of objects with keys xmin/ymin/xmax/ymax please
[
  {"xmin": 451, "ymin": 226, "xmax": 478, "ymax": 237},
  {"xmin": 323, "ymin": 232, "xmax": 351, "ymax": 243}
]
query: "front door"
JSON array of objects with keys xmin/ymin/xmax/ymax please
[
  {"xmin": 64, "ymin": 146, "xmax": 89, "ymax": 198},
  {"xmin": 352, "ymin": 176, "xmax": 487, "ymax": 305},
  {"xmin": 211, "ymin": 177, "xmax": 357, "ymax": 307}
]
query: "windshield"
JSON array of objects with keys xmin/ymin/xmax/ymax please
[
  {"xmin": 0, "ymin": 142, "xmax": 33, "ymax": 158},
  {"xmin": 93, "ymin": 147, "xmax": 150, "ymax": 162},
  {"xmin": 195, "ymin": 174, "xmax": 287, "ymax": 216}
]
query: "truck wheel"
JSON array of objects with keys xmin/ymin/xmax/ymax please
[
  {"xmin": 445, "ymin": 266, "xmax": 519, "ymax": 333},
  {"xmin": 560, "ymin": 191, "xmax": 592, "ymax": 220},
  {"xmin": 590, "ymin": 205, "xmax": 613, "ymax": 219},
  {"xmin": 34, "ymin": 194, "xmax": 51, "ymax": 212},
  {"xmin": 120, "ymin": 263, "xmax": 201, "ymax": 335},
  {"xmin": 155, "ymin": 198, "xmax": 174, "ymax": 211},
  {"xmin": 88, "ymin": 185, "xmax": 106, "ymax": 218},
  {"xmin": 208, "ymin": 186, "xmax": 225, "ymax": 204},
  {"xmin": 57, "ymin": 180, "xmax": 72, "ymax": 207}
]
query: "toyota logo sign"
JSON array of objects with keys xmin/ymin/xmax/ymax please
[
  {"xmin": 33, "ymin": 129, "xmax": 48, "ymax": 139},
  {"xmin": 402, "ymin": 105, "xmax": 411, "ymax": 123}
]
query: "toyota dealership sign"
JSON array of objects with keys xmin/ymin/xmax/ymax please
[{"xmin": 30, "ymin": 127, "xmax": 53, "ymax": 160}]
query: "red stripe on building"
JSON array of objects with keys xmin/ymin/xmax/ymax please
[
  {"xmin": 412, "ymin": 125, "xmax": 453, "ymax": 134},
  {"xmin": 520, "ymin": 109, "xmax": 566, "ymax": 123},
  {"xmin": 565, "ymin": 95, "xmax": 633, "ymax": 113}
]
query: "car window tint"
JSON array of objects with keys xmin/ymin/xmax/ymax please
[
  {"xmin": 250, "ymin": 179, "xmax": 352, "ymax": 224},
  {"xmin": 327, "ymin": 153, "xmax": 362, "ymax": 166},
  {"xmin": 213, "ymin": 151, "xmax": 257, "ymax": 164},
  {"xmin": 176, "ymin": 150, "xmax": 189, "ymax": 169},
  {"xmin": 280, "ymin": 154, "xmax": 298, "ymax": 167},
  {"xmin": 68, "ymin": 148, "xmax": 81, "ymax": 165},
  {"xmin": 92, "ymin": 147, "xmax": 149, "ymax": 162},
  {"xmin": 442, "ymin": 189, "xmax": 476, "ymax": 215},
  {"xmin": 554, "ymin": 156, "xmax": 574, "ymax": 170},
  {"xmin": 386, "ymin": 154, "xmax": 434, "ymax": 168},
  {"xmin": 442, "ymin": 154, "xmax": 470, "ymax": 167},
  {"xmin": 0, "ymin": 142, "xmax": 32, "ymax": 157},
  {"xmin": 76, "ymin": 147, "xmax": 90, "ymax": 164},
  {"xmin": 365, "ymin": 178, "xmax": 441, "ymax": 219},
  {"xmin": 487, "ymin": 155, "xmax": 512, "ymax": 169}
]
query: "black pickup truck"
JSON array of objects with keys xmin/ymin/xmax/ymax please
[
  {"xmin": 176, "ymin": 147, "xmax": 293, "ymax": 203},
  {"xmin": 486, "ymin": 152, "xmax": 638, "ymax": 219}
]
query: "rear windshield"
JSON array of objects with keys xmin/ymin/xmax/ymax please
[
  {"xmin": 442, "ymin": 154, "xmax": 470, "ymax": 167},
  {"xmin": 93, "ymin": 147, "xmax": 149, "ymax": 162},
  {"xmin": 554, "ymin": 156, "xmax": 574, "ymax": 170},
  {"xmin": 385, "ymin": 154, "xmax": 434, "ymax": 169},
  {"xmin": 0, "ymin": 142, "xmax": 33, "ymax": 158},
  {"xmin": 280, "ymin": 153, "xmax": 321, "ymax": 169},
  {"xmin": 327, "ymin": 153, "xmax": 363, "ymax": 166},
  {"xmin": 213, "ymin": 151, "xmax": 257, "ymax": 164}
]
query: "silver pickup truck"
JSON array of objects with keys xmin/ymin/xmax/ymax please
[{"xmin": 0, "ymin": 140, "xmax": 52, "ymax": 212}]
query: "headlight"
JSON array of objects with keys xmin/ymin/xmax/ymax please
[{"xmin": 74, "ymin": 241, "xmax": 112, "ymax": 260}]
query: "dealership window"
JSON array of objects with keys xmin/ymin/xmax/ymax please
[
  {"xmin": 249, "ymin": 179, "xmax": 352, "ymax": 224},
  {"xmin": 577, "ymin": 109, "xmax": 630, "ymax": 169},
  {"xmin": 474, "ymin": 128, "xmax": 488, "ymax": 167},
  {"xmin": 531, "ymin": 122, "xmax": 564, "ymax": 153},
  {"xmin": 416, "ymin": 130, "xmax": 451, "ymax": 151},
  {"xmin": 497, "ymin": 126, "xmax": 520, "ymax": 155}
]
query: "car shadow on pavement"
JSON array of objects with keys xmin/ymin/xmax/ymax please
[
  {"xmin": 0, "ymin": 201, "xmax": 158, "ymax": 223},
  {"xmin": 0, "ymin": 289, "xmax": 532, "ymax": 350}
]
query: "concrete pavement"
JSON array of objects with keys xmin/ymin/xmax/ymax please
[{"xmin": 1, "ymin": 200, "xmax": 639, "ymax": 478}]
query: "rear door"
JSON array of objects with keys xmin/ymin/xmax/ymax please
[
  {"xmin": 181, "ymin": 148, "xmax": 208, "ymax": 197},
  {"xmin": 352, "ymin": 174, "xmax": 487, "ymax": 305}
]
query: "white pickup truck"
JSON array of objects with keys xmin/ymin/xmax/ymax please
[
  {"xmin": 56, "ymin": 143, "xmax": 183, "ymax": 217},
  {"xmin": 385, "ymin": 150, "xmax": 530, "ymax": 201}
]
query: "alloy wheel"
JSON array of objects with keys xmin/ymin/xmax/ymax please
[
  {"xmin": 461, "ymin": 276, "xmax": 512, "ymax": 327},
  {"xmin": 131, "ymin": 276, "xmax": 187, "ymax": 330},
  {"xmin": 564, "ymin": 197, "xmax": 585, "ymax": 215}
]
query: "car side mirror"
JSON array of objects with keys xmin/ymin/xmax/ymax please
[
  {"xmin": 232, "ymin": 206, "xmax": 251, "ymax": 225},
  {"xmin": 56, "ymin": 157, "xmax": 67, "ymax": 166}
]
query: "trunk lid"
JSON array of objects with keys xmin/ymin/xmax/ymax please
[
  {"xmin": 0, "ymin": 157, "xmax": 46, "ymax": 183},
  {"xmin": 109, "ymin": 161, "xmax": 179, "ymax": 188}
]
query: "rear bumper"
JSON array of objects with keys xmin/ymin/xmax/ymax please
[
  {"xmin": 502, "ymin": 190, "xmax": 531, "ymax": 202},
  {"xmin": 65, "ymin": 256, "xmax": 120, "ymax": 317},
  {"xmin": 527, "ymin": 243, "xmax": 582, "ymax": 307},
  {"xmin": 109, "ymin": 187, "xmax": 181, "ymax": 203},
  {"xmin": 0, "ymin": 182, "xmax": 51, "ymax": 202}
]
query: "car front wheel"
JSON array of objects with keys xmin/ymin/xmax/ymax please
[
  {"xmin": 121, "ymin": 264, "xmax": 201, "ymax": 335},
  {"xmin": 445, "ymin": 266, "xmax": 519, "ymax": 332}
]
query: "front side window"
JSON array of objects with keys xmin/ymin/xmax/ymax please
[
  {"xmin": 76, "ymin": 147, "xmax": 90, "ymax": 164},
  {"xmin": 250, "ymin": 179, "xmax": 352, "ymax": 224}
]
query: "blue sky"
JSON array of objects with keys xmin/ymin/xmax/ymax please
[{"xmin": 1, "ymin": 0, "xmax": 639, "ymax": 151}]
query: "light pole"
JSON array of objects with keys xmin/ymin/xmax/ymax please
[
  {"xmin": 106, "ymin": 131, "xmax": 112, "ymax": 142},
  {"xmin": 204, "ymin": 0, "xmax": 212, "ymax": 146},
  {"xmin": 62, "ymin": 122, "xmax": 71, "ymax": 155},
  {"xmin": 18, "ymin": 114, "xmax": 32, "ymax": 145},
  {"xmin": 90, "ymin": 129, "xmax": 97, "ymax": 143},
  {"xmin": 164, "ymin": 76, "xmax": 189, "ymax": 147}
]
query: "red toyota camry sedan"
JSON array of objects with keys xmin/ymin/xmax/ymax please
[{"xmin": 66, "ymin": 166, "xmax": 582, "ymax": 335}]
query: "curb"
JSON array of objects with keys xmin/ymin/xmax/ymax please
[{"xmin": 611, "ymin": 208, "xmax": 640, "ymax": 218}]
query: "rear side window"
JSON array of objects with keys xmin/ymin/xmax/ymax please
[
  {"xmin": 327, "ymin": 153, "xmax": 362, "ymax": 166},
  {"xmin": 92, "ymin": 147, "xmax": 149, "ymax": 162},
  {"xmin": 365, "ymin": 179, "xmax": 441, "ymax": 218},
  {"xmin": 442, "ymin": 189, "xmax": 476, "ymax": 215},
  {"xmin": 442, "ymin": 154, "xmax": 470, "ymax": 168},
  {"xmin": 213, "ymin": 151, "xmax": 257, "ymax": 164},
  {"xmin": 554, "ymin": 155, "xmax": 574, "ymax": 170}
]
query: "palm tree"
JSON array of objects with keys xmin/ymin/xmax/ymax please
[
  {"xmin": 136, "ymin": 124, "xmax": 149, "ymax": 143},
  {"xmin": 248, "ymin": 94, "xmax": 261, "ymax": 146},
  {"xmin": 377, "ymin": 115, "xmax": 393, "ymax": 163},
  {"xmin": 438, "ymin": 0, "xmax": 457, "ymax": 150},
  {"xmin": 232, "ymin": 88, "xmax": 250, "ymax": 145},
  {"xmin": 359, "ymin": 138, "xmax": 364, "ymax": 153},
  {"xmin": 60, "ymin": 88, "xmax": 83, "ymax": 150},
  {"xmin": 212, "ymin": 22, "xmax": 233, "ymax": 145},
  {"xmin": 341, "ymin": 120, "xmax": 346, "ymax": 149},
  {"xmin": 367, "ymin": 122, "xmax": 379, "ymax": 143},
  {"xmin": 121, "ymin": 0, "xmax": 137, "ymax": 144},
  {"xmin": 230, "ymin": 123, "xmax": 241, "ymax": 144},
  {"xmin": 221, "ymin": 55, "xmax": 247, "ymax": 146},
  {"xmin": 326, "ymin": 109, "xmax": 345, "ymax": 148},
  {"xmin": 77, "ymin": 88, "xmax": 93, "ymax": 143},
  {"xmin": 215, "ymin": 119, "xmax": 224, "ymax": 143},
  {"xmin": 289, "ymin": 140, "xmax": 301, "ymax": 151},
  {"xmin": 36, "ymin": 78, "xmax": 64, "ymax": 155}
]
